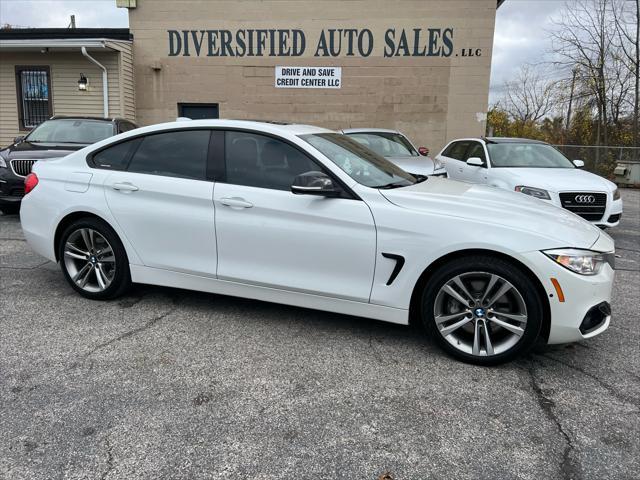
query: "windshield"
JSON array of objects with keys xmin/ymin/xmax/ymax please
[
  {"xmin": 487, "ymin": 143, "xmax": 575, "ymax": 168},
  {"xmin": 26, "ymin": 119, "xmax": 114, "ymax": 144},
  {"xmin": 300, "ymin": 133, "xmax": 416, "ymax": 188},
  {"xmin": 346, "ymin": 132, "xmax": 418, "ymax": 157}
]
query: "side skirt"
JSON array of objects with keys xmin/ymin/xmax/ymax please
[{"xmin": 130, "ymin": 265, "xmax": 409, "ymax": 325}]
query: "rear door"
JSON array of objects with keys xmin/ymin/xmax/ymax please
[{"xmin": 101, "ymin": 129, "xmax": 217, "ymax": 277}]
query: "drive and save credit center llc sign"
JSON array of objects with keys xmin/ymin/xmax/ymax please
[{"xmin": 275, "ymin": 66, "xmax": 342, "ymax": 89}]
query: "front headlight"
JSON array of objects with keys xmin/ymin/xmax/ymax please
[
  {"xmin": 613, "ymin": 188, "xmax": 620, "ymax": 200},
  {"xmin": 0, "ymin": 154, "xmax": 6, "ymax": 168},
  {"xmin": 515, "ymin": 185, "xmax": 551, "ymax": 200},
  {"xmin": 543, "ymin": 248, "xmax": 615, "ymax": 275},
  {"xmin": 433, "ymin": 158, "xmax": 444, "ymax": 171}
]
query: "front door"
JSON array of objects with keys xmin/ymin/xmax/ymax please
[
  {"xmin": 459, "ymin": 141, "xmax": 489, "ymax": 184},
  {"xmin": 213, "ymin": 130, "xmax": 376, "ymax": 301},
  {"xmin": 102, "ymin": 129, "xmax": 217, "ymax": 276}
]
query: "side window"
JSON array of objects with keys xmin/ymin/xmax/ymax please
[
  {"xmin": 225, "ymin": 131, "xmax": 320, "ymax": 191},
  {"xmin": 90, "ymin": 139, "xmax": 139, "ymax": 170},
  {"xmin": 118, "ymin": 121, "xmax": 137, "ymax": 133},
  {"xmin": 465, "ymin": 142, "xmax": 487, "ymax": 162},
  {"xmin": 128, "ymin": 130, "xmax": 210, "ymax": 180},
  {"xmin": 444, "ymin": 141, "xmax": 470, "ymax": 160}
]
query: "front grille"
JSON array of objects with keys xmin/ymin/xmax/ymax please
[
  {"xmin": 559, "ymin": 192, "xmax": 607, "ymax": 221},
  {"xmin": 10, "ymin": 159, "xmax": 37, "ymax": 177}
]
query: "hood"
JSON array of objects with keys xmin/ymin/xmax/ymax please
[
  {"xmin": 380, "ymin": 177, "xmax": 603, "ymax": 248},
  {"xmin": 0, "ymin": 141, "xmax": 84, "ymax": 161},
  {"xmin": 494, "ymin": 167, "xmax": 616, "ymax": 192},
  {"xmin": 384, "ymin": 155, "xmax": 438, "ymax": 176}
]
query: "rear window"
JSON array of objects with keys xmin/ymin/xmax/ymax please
[{"xmin": 91, "ymin": 139, "xmax": 139, "ymax": 170}]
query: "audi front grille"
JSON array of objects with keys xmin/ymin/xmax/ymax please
[
  {"xmin": 10, "ymin": 159, "xmax": 38, "ymax": 177},
  {"xmin": 559, "ymin": 192, "xmax": 607, "ymax": 221}
]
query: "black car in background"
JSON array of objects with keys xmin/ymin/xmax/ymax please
[{"xmin": 0, "ymin": 116, "xmax": 137, "ymax": 214}]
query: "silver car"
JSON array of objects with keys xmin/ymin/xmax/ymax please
[{"xmin": 341, "ymin": 128, "xmax": 447, "ymax": 177}]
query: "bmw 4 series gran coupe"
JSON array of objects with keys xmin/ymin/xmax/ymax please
[{"xmin": 20, "ymin": 120, "xmax": 615, "ymax": 364}]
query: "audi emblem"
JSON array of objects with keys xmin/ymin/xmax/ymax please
[{"xmin": 574, "ymin": 195, "xmax": 596, "ymax": 204}]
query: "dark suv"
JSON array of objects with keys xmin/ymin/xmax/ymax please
[{"xmin": 0, "ymin": 116, "xmax": 137, "ymax": 214}]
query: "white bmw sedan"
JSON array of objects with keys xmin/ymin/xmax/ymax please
[
  {"xmin": 436, "ymin": 137, "xmax": 623, "ymax": 228},
  {"xmin": 20, "ymin": 120, "xmax": 615, "ymax": 365}
]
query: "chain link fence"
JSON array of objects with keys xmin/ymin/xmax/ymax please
[{"xmin": 554, "ymin": 145, "xmax": 640, "ymax": 178}]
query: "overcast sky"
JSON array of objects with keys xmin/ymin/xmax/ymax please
[{"xmin": 0, "ymin": 0, "xmax": 568, "ymax": 102}]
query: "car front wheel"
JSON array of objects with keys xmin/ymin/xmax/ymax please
[
  {"xmin": 58, "ymin": 217, "xmax": 131, "ymax": 300},
  {"xmin": 422, "ymin": 255, "xmax": 543, "ymax": 365}
]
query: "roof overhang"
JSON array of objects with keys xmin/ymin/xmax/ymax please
[{"xmin": 0, "ymin": 39, "xmax": 117, "ymax": 52}]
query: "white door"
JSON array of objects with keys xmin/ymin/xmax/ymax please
[
  {"xmin": 213, "ymin": 131, "xmax": 376, "ymax": 301},
  {"xmin": 102, "ymin": 129, "xmax": 217, "ymax": 277},
  {"xmin": 440, "ymin": 140, "xmax": 471, "ymax": 181},
  {"xmin": 458, "ymin": 141, "xmax": 489, "ymax": 185}
]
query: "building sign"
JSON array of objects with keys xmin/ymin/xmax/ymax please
[
  {"xmin": 166, "ymin": 28, "xmax": 468, "ymax": 58},
  {"xmin": 275, "ymin": 66, "xmax": 341, "ymax": 89}
]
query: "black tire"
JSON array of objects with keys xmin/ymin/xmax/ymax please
[
  {"xmin": 0, "ymin": 204, "xmax": 20, "ymax": 215},
  {"xmin": 421, "ymin": 255, "xmax": 543, "ymax": 365},
  {"xmin": 58, "ymin": 217, "xmax": 131, "ymax": 300}
]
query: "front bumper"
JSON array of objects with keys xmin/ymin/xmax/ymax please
[
  {"xmin": 521, "ymin": 250, "xmax": 614, "ymax": 344},
  {"xmin": 0, "ymin": 167, "xmax": 25, "ymax": 205}
]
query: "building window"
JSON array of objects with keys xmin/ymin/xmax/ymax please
[{"xmin": 16, "ymin": 66, "xmax": 52, "ymax": 130}]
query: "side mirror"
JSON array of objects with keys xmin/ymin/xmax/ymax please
[
  {"xmin": 573, "ymin": 159, "xmax": 585, "ymax": 168},
  {"xmin": 291, "ymin": 171, "xmax": 342, "ymax": 197},
  {"xmin": 466, "ymin": 157, "xmax": 485, "ymax": 167},
  {"xmin": 13, "ymin": 136, "xmax": 25, "ymax": 144},
  {"xmin": 418, "ymin": 146, "xmax": 429, "ymax": 157}
]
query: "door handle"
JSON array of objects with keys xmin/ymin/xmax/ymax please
[
  {"xmin": 111, "ymin": 182, "xmax": 139, "ymax": 192},
  {"xmin": 220, "ymin": 197, "xmax": 253, "ymax": 209}
]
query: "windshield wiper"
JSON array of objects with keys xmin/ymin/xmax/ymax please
[{"xmin": 376, "ymin": 181, "xmax": 411, "ymax": 189}]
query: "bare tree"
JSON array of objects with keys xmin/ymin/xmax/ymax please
[
  {"xmin": 501, "ymin": 65, "xmax": 558, "ymax": 124},
  {"xmin": 613, "ymin": 0, "xmax": 639, "ymax": 145},
  {"xmin": 550, "ymin": 0, "xmax": 617, "ymax": 145}
]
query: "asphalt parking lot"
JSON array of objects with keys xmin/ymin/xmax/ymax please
[{"xmin": 1, "ymin": 189, "xmax": 638, "ymax": 480}]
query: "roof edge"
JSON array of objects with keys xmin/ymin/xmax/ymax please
[{"xmin": 0, "ymin": 28, "xmax": 132, "ymax": 41}]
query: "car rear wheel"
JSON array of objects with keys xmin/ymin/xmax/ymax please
[
  {"xmin": 58, "ymin": 217, "xmax": 131, "ymax": 300},
  {"xmin": 422, "ymin": 255, "xmax": 543, "ymax": 365}
]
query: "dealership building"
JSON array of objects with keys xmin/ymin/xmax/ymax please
[{"xmin": 0, "ymin": 0, "xmax": 503, "ymax": 151}]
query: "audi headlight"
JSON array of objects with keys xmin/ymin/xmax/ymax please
[
  {"xmin": 543, "ymin": 248, "xmax": 614, "ymax": 275},
  {"xmin": 515, "ymin": 186, "xmax": 551, "ymax": 200},
  {"xmin": 613, "ymin": 188, "xmax": 620, "ymax": 201}
]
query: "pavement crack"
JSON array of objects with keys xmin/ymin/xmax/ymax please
[
  {"xmin": 76, "ymin": 304, "xmax": 179, "ymax": 363},
  {"xmin": 526, "ymin": 364, "xmax": 578, "ymax": 480},
  {"xmin": 539, "ymin": 353, "xmax": 640, "ymax": 409},
  {"xmin": 0, "ymin": 261, "xmax": 51, "ymax": 270},
  {"xmin": 100, "ymin": 436, "xmax": 114, "ymax": 480}
]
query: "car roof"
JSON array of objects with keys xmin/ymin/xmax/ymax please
[
  {"xmin": 116, "ymin": 119, "xmax": 333, "ymax": 137},
  {"xmin": 341, "ymin": 128, "xmax": 400, "ymax": 135},
  {"xmin": 448, "ymin": 136, "xmax": 549, "ymax": 145},
  {"xmin": 49, "ymin": 115, "xmax": 133, "ymax": 123}
]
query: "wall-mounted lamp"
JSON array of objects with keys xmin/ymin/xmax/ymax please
[{"xmin": 77, "ymin": 73, "xmax": 88, "ymax": 91}]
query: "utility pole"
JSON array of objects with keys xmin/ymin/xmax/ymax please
[
  {"xmin": 69, "ymin": 15, "xmax": 76, "ymax": 29},
  {"xmin": 566, "ymin": 68, "xmax": 577, "ymax": 132}
]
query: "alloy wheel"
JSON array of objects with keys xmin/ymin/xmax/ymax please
[
  {"xmin": 63, "ymin": 228, "xmax": 116, "ymax": 293},
  {"xmin": 433, "ymin": 271, "xmax": 528, "ymax": 357}
]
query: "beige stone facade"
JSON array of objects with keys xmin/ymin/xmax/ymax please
[
  {"xmin": 0, "ymin": 35, "xmax": 134, "ymax": 146},
  {"xmin": 127, "ymin": 0, "xmax": 498, "ymax": 152}
]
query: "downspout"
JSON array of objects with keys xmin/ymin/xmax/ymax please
[{"xmin": 81, "ymin": 46, "xmax": 109, "ymax": 117}]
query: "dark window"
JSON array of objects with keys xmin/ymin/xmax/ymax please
[
  {"xmin": 178, "ymin": 103, "xmax": 219, "ymax": 120},
  {"xmin": 91, "ymin": 139, "xmax": 139, "ymax": 170},
  {"xmin": 444, "ymin": 141, "xmax": 471, "ymax": 160},
  {"xmin": 128, "ymin": 130, "xmax": 210, "ymax": 180},
  {"xmin": 16, "ymin": 66, "xmax": 52, "ymax": 130},
  {"xmin": 225, "ymin": 131, "xmax": 319, "ymax": 190},
  {"xmin": 464, "ymin": 142, "xmax": 486, "ymax": 162},
  {"xmin": 118, "ymin": 121, "xmax": 137, "ymax": 133}
]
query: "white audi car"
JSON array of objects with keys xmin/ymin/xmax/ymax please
[
  {"xmin": 20, "ymin": 120, "xmax": 614, "ymax": 364},
  {"xmin": 341, "ymin": 128, "xmax": 447, "ymax": 177},
  {"xmin": 436, "ymin": 137, "xmax": 623, "ymax": 228}
]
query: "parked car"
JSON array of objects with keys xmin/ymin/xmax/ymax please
[
  {"xmin": 0, "ymin": 116, "xmax": 138, "ymax": 214},
  {"xmin": 436, "ymin": 137, "xmax": 623, "ymax": 228},
  {"xmin": 20, "ymin": 120, "xmax": 614, "ymax": 365},
  {"xmin": 341, "ymin": 128, "xmax": 447, "ymax": 177}
]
